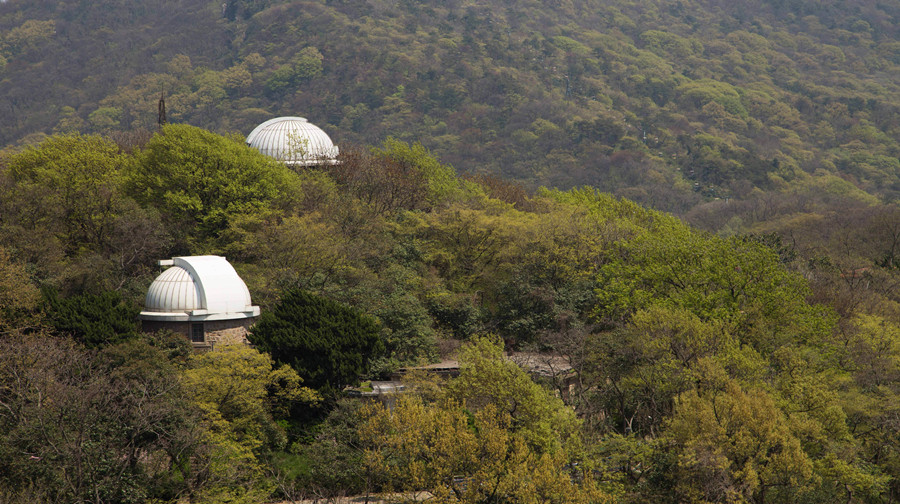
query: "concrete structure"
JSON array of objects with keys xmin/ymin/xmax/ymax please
[
  {"xmin": 140, "ymin": 256, "xmax": 260, "ymax": 349},
  {"xmin": 391, "ymin": 353, "xmax": 577, "ymax": 400},
  {"xmin": 246, "ymin": 116, "xmax": 339, "ymax": 166}
]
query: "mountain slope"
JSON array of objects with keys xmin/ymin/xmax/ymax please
[{"xmin": 2, "ymin": 0, "xmax": 900, "ymax": 211}]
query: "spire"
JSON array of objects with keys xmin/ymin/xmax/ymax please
[{"xmin": 157, "ymin": 93, "xmax": 167, "ymax": 128}]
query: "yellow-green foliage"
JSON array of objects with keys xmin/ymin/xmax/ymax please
[
  {"xmin": 359, "ymin": 338, "xmax": 608, "ymax": 504},
  {"xmin": 185, "ymin": 345, "xmax": 318, "ymax": 503},
  {"xmin": 2, "ymin": 127, "xmax": 898, "ymax": 503},
  {"xmin": 372, "ymin": 137, "xmax": 483, "ymax": 207},
  {"xmin": 665, "ymin": 381, "xmax": 815, "ymax": 503},
  {"xmin": 127, "ymin": 124, "xmax": 303, "ymax": 250},
  {"xmin": 447, "ymin": 337, "xmax": 579, "ymax": 452},
  {"xmin": 6, "ymin": 134, "xmax": 128, "ymax": 253}
]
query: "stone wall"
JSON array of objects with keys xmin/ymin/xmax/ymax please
[
  {"xmin": 141, "ymin": 320, "xmax": 191, "ymax": 339},
  {"xmin": 141, "ymin": 318, "xmax": 256, "ymax": 349},
  {"xmin": 204, "ymin": 318, "xmax": 254, "ymax": 346}
]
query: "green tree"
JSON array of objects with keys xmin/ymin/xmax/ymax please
[
  {"xmin": 264, "ymin": 65, "xmax": 296, "ymax": 97},
  {"xmin": 287, "ymin": 399, "xmax": 372, "ymax": 500},
  {"xmin": 358, "ymin": 338, "xmax": 609, "ymax": 504},
  {"xmin": 184, "ymin": 344, "xmax": 318, "ymax": 504},
  {"xmin": 127, "ymin": 124, "xmax": 302, "ymax": 250},
  {"xmin": 1, "ymin": 134, "xmax": 169, "ymax": 291},
  {"xmin": 249, "ymin": 288, "xmax": 384, "ymax": 398},
  {"xmin": 370, "ymin": 287, "xmax": 439, "ymax": 365},
  {"xmin": 0, "ymin": 247, "xmax": 42, "ymax": 333},
  {"xmin": 372, "ymin": 138, "xmax": 480, "ymax": 208},
  {"xmin": 292, "ymin": 46, "xmax": 324, "ymax": 81},
  {"xmin": 362, "ymin": 397, "xmax": 610, "ymax": 504},
  {"xmin": 579, "ymin": 306, "xmax": 758, "ymax": 437},
  {"xmin": 658, "ymin": 381, "xmax": 815, "ymax": 504},
  {"xmin": 2, "ymin": 19, "xmax": 55, "ymax": 56},
  {"xmin": 446, "ymin": 336, "xmax": 580, "ymax": 453},
  {"xmin": 5, "ymin": 134, "xmax": 129, "ymax": 255},
  {"xmin": 88, "ymin": 106, "xmax": 122, "ymax": 131},
  {"xmin": 42, "ymin": 287, "xmax": 139, "ymax": 348},
  {"xmin": 594, "ymin": 215, "xmax": 832, "ymax": 353},
  {"xmin": 263, "ymin": 47, "xmax": 323, "ymax": 98}
]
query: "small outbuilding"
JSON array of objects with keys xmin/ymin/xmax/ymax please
[
  {"xmin": 246, "ymin": 116, "xmax": 339, "ymax": 166},
  {"xmin": 140, "ymin": 256, "xmax": 260, "ymax": 349}
]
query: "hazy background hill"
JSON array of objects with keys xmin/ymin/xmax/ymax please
[{"xmin": 3, "ymin": 0, "xmax": 900, "ymax": 216}]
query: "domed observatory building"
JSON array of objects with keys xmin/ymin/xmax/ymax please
[
  {"xmin": 140, "ymin": 256, "xmax": 260, "ymax": 349},
  {"xmin": 246, "ymin": 116, "xmax": 339, "ymax": 167}
]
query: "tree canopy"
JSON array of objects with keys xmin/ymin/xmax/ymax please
[
  {"xmin": 0, "ymin": 124, "xmax": 898, "ymax": 503},
  {"xmin": 359, "ymin": 338, "xmax": 607, "ymax": 504},
  {"xmin": 249, "ymin": 288, "xmax": 384, "ymax": 398},
  {"xmin": 127, "ymin": 123, "xmax": 301, "ymax": 249}
]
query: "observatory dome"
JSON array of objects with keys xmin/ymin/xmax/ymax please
[
  {"xmin": 141, "ymin": 256, "xmax": 259, "ymax": 322},
  {"xmin": 144, "ymin": 265, "xmax": 202, "ymax": 313},
  {"xmin": 246, "ymin": 116, "xmax": 339, "ymax": 166}
]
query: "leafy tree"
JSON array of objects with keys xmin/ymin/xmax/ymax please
[
  {"xmin": 249, "ymin": 288, "xmax": 384, "ymax": 398},
  {"xmin": 359, "ymin": 338, "xmax": 609, "ymax": 504},
  {"xmin": 0, "ymin": 247, "xmax": 41, "ymax": 333},
  {"xmin": 1, "ymin": 134, "xmax": 170, "ymax": 291},
  {"xmin": 5, "ymin": 134, "xmax": 129, "ymax": 255},
  {"xmin": 365, "ymin": 398, "xmax": 610, "ymax": 504},
  {"xmin": 658, "ymin": 381, "xmax": 816, "ymax": 504},
  {"xmin": 447, "ymin": 336, "xmax": 580, "ymax": 453},
  {"xmin": 1, "ymin": 19, "xmax": 55, "ymax": 56},
  {"xmin": 292, "ymin": 46, "xmax": 324, "ymax": 81},
  {"xmin": 843, "ymin": 314, "xmax": 900, "ymax": 388},
  {"xmin": 419, "ymin": 208, "xmax": 512, "ymax": 291},
  {"xmin": 264, "ymin": 65, "xmax": 296, "ymax": 98},
  {"xmin": 370, "ymin": 286, "xmax": 439, "ymax": 365},
  {"xmin": 427, "ymin": 290, "xmax": 483, "ymax": 340},
  {"xmin": 263, "ymin": 47, "xmax": 323, "ymax": 97},
  {"xmin": 372, "ymin": 138, "xmax": 481, "ymax": 208},
  {"xmin": 286, "ymin": 399, "xmax": 372, "ymax": 500},
  {"xmin": 494, "ymin": 276, "xmax": 559, "ymax": 344},
  {"xmin": 88, "ymin": 106, "xmax": 122, "ymax": 131},
  {"xmin": 127, "ymin": 124, "xmax": 302, "ymax": 250},
  {"xmin": 579, "ymin": 306, "xmax": 755, "ymax": 437},
  {"xmin": 594, "ymin": 214, "xmax": 833, "ymax": 353},
  {"xmin": 183, "ymin": 344, "xmax": 318, "ymax": 504}
]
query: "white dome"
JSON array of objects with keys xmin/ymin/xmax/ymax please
[
  {"xmin": 144, "ymin": 266, "xmax": 202, "ymax": 312},
  {"xmin": 141, "ymin": 256, "xmax": 260, "ymax": 322},
  {"xmin": 246, "ymin": 116, "xmax": 339, "ymax": 166}
]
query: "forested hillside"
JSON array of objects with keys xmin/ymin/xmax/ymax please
[
  {"xmin": 3, "ymin": 0, "xmax": 900, "ymax": 214},
  {"xmin": 1, "ymin": 128, "xmax": 898, "ymax": 503},
  {"xmin": 2, "ymin": 0, "xmax": 900, "ymax": 502}
]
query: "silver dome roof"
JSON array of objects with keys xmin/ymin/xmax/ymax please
[
  {"xmin": 144, "ymin": 265, "xmax": 202, "ymax": 312},
  {"xmin": 246, "ymin": 116, "xmax": 339, "ymax": 166},
  {"xmin": 141, "ymin": 256, "xmax": 260, "ymax": 322}
]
